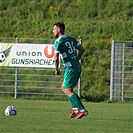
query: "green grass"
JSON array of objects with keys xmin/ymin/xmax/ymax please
[{"xmin": 0, "ymin": 98, "xmax": 133, "ymax": 133}]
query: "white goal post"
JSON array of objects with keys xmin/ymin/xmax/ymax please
[{"xmin": 110, "ymin": 40, "xmax": 133, "ymax": 101}]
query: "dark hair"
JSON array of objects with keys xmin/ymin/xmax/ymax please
[{"xmin": 54, "ymin": 22, "xmax": 65, "ymax": 32}]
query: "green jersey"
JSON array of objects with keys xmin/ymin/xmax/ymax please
[{"xmin": 54, "ymin": 35, "xmax": 81, "ymax": 68}]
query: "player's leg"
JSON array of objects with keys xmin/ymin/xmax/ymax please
[
  {"xmin": 63, "ymin": 67, "xmax": 85, "ymax": 110},
  {"xmin": 61, "ymin": 84, "xmax": 76, "ymax": 109},
  {"xmin": 62, "ymin": 83, "xmax": 88, "ymax": 119},
  {"xmin": 63, "ymin": 67, "xmax": 88, "ymax": 119},
  {"xmin": 62, "ymin": 83, "xmax": 76, "ymax": 108},
  {"xmin": 69, "ymin": 91, "xmax": 88, "ymax": 119},
  {"xmin": 61, "ymin": 84, "xmax": 79, "ymax": 118},
  {"xmin": 63, "ymin": 86, "xmax": 85, "ymax": 110}
]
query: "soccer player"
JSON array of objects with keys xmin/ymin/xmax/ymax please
[{"xmin": 53, "ymin": 22, "xmax": 88, "ymax": 119}]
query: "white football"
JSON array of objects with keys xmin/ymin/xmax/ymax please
[
  {"xmin": 5, "ymin": 106, "xmax": 17, "ymax": 116},
  {"xmin": 0, "ymin": 52, "xmax": 5, "ymax": 63}
]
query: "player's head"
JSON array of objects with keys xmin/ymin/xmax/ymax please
[{"xmin": 53, "ymin": 22, "xmax": 65, "ymax": 38}]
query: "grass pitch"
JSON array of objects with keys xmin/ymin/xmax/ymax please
[{"xmin": 0, "ymin": 98, "xmax": 133, "ymax": 133}]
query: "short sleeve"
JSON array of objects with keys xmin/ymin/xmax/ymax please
[{"xmin": 54, "ymin": 41, "xmax": 60, "ymax": 53}]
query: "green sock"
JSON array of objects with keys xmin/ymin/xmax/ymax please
[
  {"xmin": 67, "ymin": 96, "xmax": 77, "ymax": 108},
  {"xmin": 70, "ymin": 93, "xmax": 85, "ymax": 110}
]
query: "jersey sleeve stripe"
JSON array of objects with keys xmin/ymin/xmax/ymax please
[
  {"xmin": 76, "ymin": 40, "xmax": 82, "ymax": 47},
  {"xmin": 54, "ymin": 51, "xmax": 60, "ymax": 53}
]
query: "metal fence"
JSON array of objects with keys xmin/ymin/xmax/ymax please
[
  {"xmin": 110, "ymin": 40, "xmax": 133, "ymax": 101},
  {"xmin": 0, "ymin": 38, "xmax": 80, "ymax": 98}
]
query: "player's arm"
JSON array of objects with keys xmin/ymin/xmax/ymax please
[
  {"xmin": 54, "ymin": 53, "xmax": 60, "ymax": 75},
  {"xmin": 77, "ymin": 45, "xmax": 85, "ymax": 61}
]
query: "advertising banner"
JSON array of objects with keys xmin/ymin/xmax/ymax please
[{"xmin": 0, "ymin": 43, "xmax": 57, "ymax": 68}]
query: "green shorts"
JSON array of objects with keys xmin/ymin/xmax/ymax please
[{"xmin": 63, "ymin": 67, "xmax": 82, "ymax": 88}]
